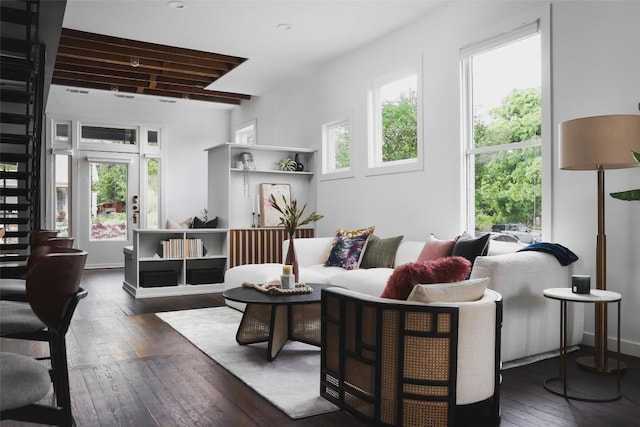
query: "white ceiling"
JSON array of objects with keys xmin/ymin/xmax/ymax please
[{"xmin": 62, "ymin": 0, "xmax": 447, "ymax": 96}]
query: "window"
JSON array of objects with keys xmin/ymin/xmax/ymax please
[
  {"xmin": 368, "ymin": 70, "xmax": 421, "ymax": 174},
  {"xmin": 145, "ymin": 157, "xmax": 160, "ymax": 229},
  {"xmin": 322, "ymin": 119, "xmax": 352, "ymax": 179},
  {"xmin": 80, "ymin": 125, "xmax": 137, "ymax": 145},
  {"xmin": 461, "ymin": 21, "xmax": 544, "ymax": 238},
  {"xmin": 54, "ymin": 121, "xmax": 71, "ymax": 144},
  {"xmin": 147, "ymin": 129, "xmax": 159, "ymax": 148},
  {"xmin": 54, "ymin": 154, "xmax": 71, "ymax": 237},
  {"xmin": 235, "ymin": 119, "xmax": 256, "ymax": 145}
]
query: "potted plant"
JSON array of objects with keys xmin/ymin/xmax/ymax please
[
  {"xmin": 270, "ymin": 194, "xmax": 323, "ymax": 282},
  {"xmin": 610, "ymin": 151, "xmax": 640, "ymax": 201}
]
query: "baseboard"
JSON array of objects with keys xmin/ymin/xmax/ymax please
[{"xmin": 581, "ymin": 332, "xmax": 640, "ymax": 358}]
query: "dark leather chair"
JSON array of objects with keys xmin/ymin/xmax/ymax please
[
  {"xmin": 0, "ymin": 247, "xmax": 87, "ymax": 426},
  {"xmin": 0, "ymin": 238, "xmax": 74, "ymax": 301}
]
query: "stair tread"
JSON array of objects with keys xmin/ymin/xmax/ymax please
[{"xmin": 0, "ymin": 6, "xmax": 35, "ymax": 26}]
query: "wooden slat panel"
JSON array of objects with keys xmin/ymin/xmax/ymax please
[{"xmin": 228, "ymin": 228, "xmax": 315, "ymax": 268}]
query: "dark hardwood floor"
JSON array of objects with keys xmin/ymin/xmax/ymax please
[{"xmin": 1, "ymin": 268, "xmax": 639, "ymax": 426}]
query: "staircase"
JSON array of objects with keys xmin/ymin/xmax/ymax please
[{"xmin": 1, "ymin": 1, "xmax": 45, "ymax": 276}]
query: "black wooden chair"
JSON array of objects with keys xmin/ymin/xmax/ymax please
[{"xmin": 0, "ymin": 247, "xmax": 87, "ymax": 426}]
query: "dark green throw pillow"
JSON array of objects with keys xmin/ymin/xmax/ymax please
[{"xmin": 360, "ymin": 235, "xmax": 404, "ymax": 269}]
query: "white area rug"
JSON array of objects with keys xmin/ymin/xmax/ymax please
[{"xmin": 156, "ymin": 306, "xmax": 338, "ymax": 419}]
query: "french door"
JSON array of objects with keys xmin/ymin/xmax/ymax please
[{"xmin": 77, "ymin": 151, "xmax": 139, "ymax": 268}]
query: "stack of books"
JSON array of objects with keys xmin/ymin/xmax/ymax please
[{"xmin": 160, "ymin": 238, "xmax": 205, "ymax": 258}]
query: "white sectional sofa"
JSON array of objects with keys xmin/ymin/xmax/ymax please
[{"xmin": 224, "ymin": 236, "xmax": 584, "ymax": 364}]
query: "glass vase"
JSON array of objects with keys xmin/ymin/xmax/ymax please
[{"xmin": 285, "ymin": 234, "xmax": 299, "ymax": 283}]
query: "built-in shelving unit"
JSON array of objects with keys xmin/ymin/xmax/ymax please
[
  {"xmin": 123, "ymin": 229, "xmax": 228, "ymax": 298},
  {"xmin": 206, "ymin": 143, "xmax": 317, "ymax": 229}
]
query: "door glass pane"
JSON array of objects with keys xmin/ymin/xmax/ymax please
[
  {"xmin": 146, "ymin": 158, "xmax": 159, "ymax": 229},
  {"xmin": 90, "ymin": 162, "xmax": 128, "ymax": 240},
  {"xmin": 55, "ymin": 154, "xmax": 70, "ymax": 237},
  {"xmin": 81, "ymin": 125, "xmax": 137, "ymax": 145}
]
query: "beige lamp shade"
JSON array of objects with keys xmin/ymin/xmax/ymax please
[{"xmin": 560, "ymin": 114, "xmax": 640, "ymax": 170}]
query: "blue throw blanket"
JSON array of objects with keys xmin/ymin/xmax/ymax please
[{"xmin": 517, "ymin": 242, "xmax": 578, "ymax": 266}]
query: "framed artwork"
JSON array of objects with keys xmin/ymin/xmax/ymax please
[{"xmin": 260, "ymin": 183, "xmax": 291, "ymax": 227}]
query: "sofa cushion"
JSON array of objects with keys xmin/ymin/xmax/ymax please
[
  {"xmin": 417, "ymin": 234, "xmax": 456, "ymax": 262},
  {"xmin": 325, "ymin": 229, "xmax": 372, "ymax": 270},
  {"xmin": 381, "ymin": 256, "xmax": 472, "ymax": 300},
  {"xmin": 407, "ymin": 277, "xmax": 489, "ymax": 303},
  {"xmin": 452, "ymin": 232, "xmax": 490, "ymax": 265},
  {"xmin": 165, "ymin": 217, "xmax": 192, "ymax": 229},
  {"xmin": 360, "ymin": 235, "xmax": 404, "ymax": 269},
  {"xmin": 329, "ymin": 268, "xmax": 394, "ymax": 297},
  {"xmin": 192, "ymin": 216, "xmax": 218, "ymax": 228}
]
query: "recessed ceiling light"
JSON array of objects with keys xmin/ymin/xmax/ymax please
[
  {"xmin": 276, "ymin": 23, "xmax": 292, "ymax": 31},
  {"xmin": 167, "ymin": 1, "xmax": 186, "ymax": 10}
]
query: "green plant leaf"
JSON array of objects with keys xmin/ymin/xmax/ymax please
[{"xmin": 610, "ymin": 189, "xmax": 640, "ymax": 201}]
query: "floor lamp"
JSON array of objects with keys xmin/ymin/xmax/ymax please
[{"xmin": 560, "ymin": 114, "xmax": 640, "ymax": 373}]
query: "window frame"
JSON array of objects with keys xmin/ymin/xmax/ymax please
[
  {"xmin": 321, "ymin": 118, "xmax": 354, "ymax": 181},
  {"xmin": 366, "ymin": 65, "xmax": 424, "ymax": 176},
  {"xmin": 460, "ymin": 6, "xmax": 551, "ymax": 239},
  {"xmin": 235, "ymin": 118, "xmax": 257, "ymax": 145}
]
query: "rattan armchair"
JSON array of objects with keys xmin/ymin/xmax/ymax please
[{"xmin": 320, "ymin": 287, "xmax": 502, "ymax": 427}]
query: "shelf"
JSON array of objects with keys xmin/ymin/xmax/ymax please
[
  {"xmin": 123, "ymin": 229, "xmax": 228, "ymax": 298},
  {"xmin": 230, "ymin": 168, "xmax": 313, "ymax": 176}
]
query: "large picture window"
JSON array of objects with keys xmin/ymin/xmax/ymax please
[{"xmin": 461, "ymin": 20, "xmax": 546, "ymax": 241}]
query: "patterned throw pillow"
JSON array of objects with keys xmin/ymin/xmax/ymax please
[{"xmin": 325, "ymin": 228, "xmax": 373, "ymax": 270}]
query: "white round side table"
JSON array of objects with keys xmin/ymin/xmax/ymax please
[{"xmin": 542, "ymin": 287, "xmax": 622, "ymax": 402}]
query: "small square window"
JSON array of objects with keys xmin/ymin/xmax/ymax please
[
  {"xmin": 322, "ymin": 119, "xmax": 352, "ymax": 178},
  {"xmin": 235, "ymin": 119, "xmax": 257, "ymax": 145}
]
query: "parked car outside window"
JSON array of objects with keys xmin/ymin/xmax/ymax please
[{"xmin": 491, "ymin": 223, "xmax": 541, "ymax": 244}]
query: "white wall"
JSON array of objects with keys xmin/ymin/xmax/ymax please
[
  {"xmin": 551, "ymin": 1, "xmax": 640, "ymax": 355},
  {"xmin": 231, "ymin": 1, "xmax": 640, "ymax": 356},
  {"xmin": 46, "ymin": 87, "xmax": 231, "ymax": 223}
]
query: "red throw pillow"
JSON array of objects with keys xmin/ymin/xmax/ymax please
[{"xmin": 381, "ymin": 256, "xmax": 472, "ymax": 300}]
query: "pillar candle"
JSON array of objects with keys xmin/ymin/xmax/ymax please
[
  {"xmin": 252, "ymin": 195, "xmax": 255, "ymax": 213},
  {"xmin": 282, "ymin": 264, "xmax": 292, "ymax": 275}
]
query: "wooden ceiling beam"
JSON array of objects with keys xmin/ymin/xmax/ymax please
[
  {"xmin": 52, "ymin": 72, "xmax": 250, "ymax": 101},
  {"xmin": 61, "ymin": 28, "xmax": 245, "ymax": 69},
  {"xmin": 54, "ymin": 60, "xmax": 215, "ymax": 87},
  {"xmin": 56, "ymin": 46, "xmax": 224, "ymax": 78},
  {"xmin": 54, "ymin": 55, "xmax": 222, "ymax": 81},
  {"xmin": 53, "ymin": 78, "xmax": 243, "ymax": 105},
  {"xmin": 55, "ymin": 28, "xmax": 250, "ymax": 104}
]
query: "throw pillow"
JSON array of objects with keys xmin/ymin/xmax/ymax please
[
  {"xmin": 416, "ymin": 234, "xmax": 456, "ymax": 262},
  {"xmin": 335, "ymin": 226, "xmax": 375, "ymax": 238},
  {"xmin": 452, "ymin": 232, "xmax": 490, "ymax": 266},
  {"xmin": 407, "ymin": 277, "xmax": 489, "ymax": 303},
  {"xmin": 360, "ymin": 235, "xmax": 404, "ymax": 269},
  {"xmin": 192, "ymin": 216, "xmax": 218, "ymax": 228},
  {"xmin": 325, "ymin": 229, "xmax": 372, "ymax": 270},
  {"xmin": 381, "ymin": 256, "xmax": 472, "ymax": 300},
  {"xmin": 165, "ymin": 217, "xmax": 192, "ymax": 229}
]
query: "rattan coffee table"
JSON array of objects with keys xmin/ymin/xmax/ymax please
[{"xmin": 223, "ymin": 283, "xmax": 332, "ymax": 361}]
